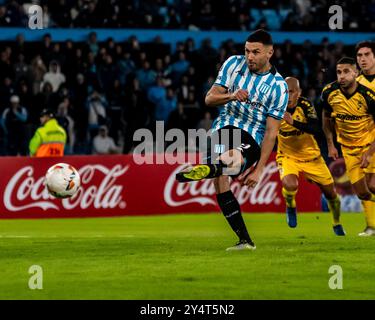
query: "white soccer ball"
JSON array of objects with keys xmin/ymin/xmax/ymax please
[{"xmin": 45, "ymin": 163, "xmax": 81, "ymax": 198}]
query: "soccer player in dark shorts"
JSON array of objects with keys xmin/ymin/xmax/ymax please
[{"xmin": 176, "ymin": 29, "xmax": 289, "ymax": 251}]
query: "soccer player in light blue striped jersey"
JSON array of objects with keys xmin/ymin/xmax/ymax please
[{"xmin": 176, "ymin": 29, "xmax": 288, "ymax": 251}]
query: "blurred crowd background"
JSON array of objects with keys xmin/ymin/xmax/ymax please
[
  {"xmin": 0, "ymin": 0, "xmax": 370, "ymax": 156},
  {"xmin": 1, "ymin": 0, "xmax": 374, "ymax": 31}
]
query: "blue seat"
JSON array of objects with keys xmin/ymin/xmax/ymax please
[
  {"xmin": 262, "ymin": 9, "xmax": 281, "ymax": 30},
  {"xmin": 250, "ymin": 8, "xmax": 263, "ymax": 29}
]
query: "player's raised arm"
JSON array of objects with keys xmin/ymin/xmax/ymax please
[
  {"xmin": 205, "ymin": 55, "xmax": 249, "ymax": 107},
  {"xmin": 205, "ymin": 85, "xmax": 248, "ymax": 107}
]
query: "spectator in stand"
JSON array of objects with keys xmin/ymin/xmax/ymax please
[
  {"xmin": 147, "ymin": 77, "xmax": 167, "ymax": 109},
  {"xmin": 86, "ymin": 90, "xmax": 108, "ymax": 140},
  {"xmin": 70, "ymin": 73, "xmax": 89, "ymax": 152},
  {"xmin": 155, "ymin": 87, "xmax": 177, "ymax": 123},
  {"xmin": 0, "ymin": 47, "xmax": 13, "ymax": 80},
  {"xmin": 136, "ymin": 60, "xmax": 157, "ymax": 92},
  {"xmin": 92, "ymin": 125, "xmax": 120, "ymax": 155},
  {"xmin": 40, "ymin": 33, "xmax": 53, "ymax": 66},
  {"xmin": 87, "ymin": 31, "xmax": 99, "ymax": 56},
  {"xmin": 30, "ymin": 55, "xmax": 47, "ymax": 95},
  {"xmin": 170, "ymin": 51, "xmax": 190, "ymax": 83},
  {"xmin": 0, "ymin": 77, "xmax": 15, "ymax": 111},
  {"xmin": 98, "ymin": 54, "xmax": 117, "ymax": 93},
  {"xmin": 13, "ymin": 54, "xmax": 30, "ymax": 85},
  {"xmin": 31, "ymin": 82, "xmax": 54, "ymax": 125},
  {"xmin": 56, "ymin": 98, "xmax": 75, "ymax": 155},
  {"xmin": 123, "ymin": 77, "xmax": 151, "ymax": 153},
  {"xmin": 1, "ymin": 95, "xmax": 28, "ymax": 155},
  {"xmin": 117, "ymin": 51, "xmax": 136, "ymax": 86},
  {"xmin": 41, "ymin": 60, "xmax": 66, "ymax": 92},
  {"xmin": 197, "ymin": 111, "xmax": 213, "ymax": 131}
]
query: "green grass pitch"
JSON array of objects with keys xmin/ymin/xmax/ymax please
[{"xmin": 0, "ymin": 212, "xmax": 374, "ymax": 300}]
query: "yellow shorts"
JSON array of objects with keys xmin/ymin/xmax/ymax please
[
  {"xmin": 276, "ymin": 155, "xmax": 334, "ymax": 186},
  {"xmin": 341, "ymin": 145, "xmax": 375, "ymax": 184}
]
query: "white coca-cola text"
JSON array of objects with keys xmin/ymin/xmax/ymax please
[
  {"xmin": 164, "ymin": 162, "xmax": 281, "ymax": 207},
  {"xmin": 4, "ymin": 164, "xmax": 128, "ymax": 212}
]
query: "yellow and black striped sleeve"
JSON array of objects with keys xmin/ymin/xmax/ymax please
[
  {"xmin": 358, "ymin": 83, "xmax": 375, "ymax": 118},
  {"xmin": 320, "ymin": 81, "xmax": 339, "ymax": 114},
  {"xmin": 292, "ymin": 97, "xmax": 320, "ymax": 135}
]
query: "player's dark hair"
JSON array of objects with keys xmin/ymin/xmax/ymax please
[
  {"xmin": 336, "ymin": 57, "xmax": 356, "ymax": 66},
  {"xmin": 355, "ymin": 41, "xmax": 375, "ymax": 55},
  {"xmin": 246, "ymin": 29, "xmax": 273, "ymax": 45}
]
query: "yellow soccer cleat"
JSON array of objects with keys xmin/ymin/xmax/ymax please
[{"xmin": 176, "ymin": 165, "xmax": 212, "ymax": 182}]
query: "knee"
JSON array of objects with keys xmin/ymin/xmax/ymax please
[
  {"xmin": 282, "ymin": 178, "xmax": 298, "ymax": 191},
  {"xmin": 322, "ymin": 184, "xmax": 337, "ymax": 200},
  {"xmin": 325, "ymin": 191, "xmax": 338, "ymax": 200}
]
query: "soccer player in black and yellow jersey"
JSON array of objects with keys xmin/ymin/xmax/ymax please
[
  {"xmin": 356, "ymin": 41, "xmax": 375, "ymax": 236},
  {"xmin": 322, "ymin": 57, "xmax": 375, "ymax": 237},
  {"xmin": 356, "ymin": 41, "xmax": 375, "ymax": 91},
  {"xmin": 277, "ymin": 77, "xmax": 345, "ymax": 235}
]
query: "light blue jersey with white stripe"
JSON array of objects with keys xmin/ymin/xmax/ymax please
[{"xmin": 212, "ymin": 55, "xmax": 288, "ymax": 146}]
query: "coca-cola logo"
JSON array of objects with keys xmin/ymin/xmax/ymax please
[
  {"xmin": 164, "ymin": 162, "xmax": 281, "ymax": 207},
  {"xmin": 4, "ymin": 164, "xmax": 129, "ymax": 212}
]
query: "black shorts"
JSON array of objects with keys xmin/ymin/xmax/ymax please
[{"xmin": 204, "ymin": 125, "xmax": 261, "ymax": 177}]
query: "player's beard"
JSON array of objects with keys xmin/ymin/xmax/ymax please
[
  {"xmin": 339, "ymin": 79, "xmax": 356, "ymax": 90},
  {"xmin": 247, "ymin": 59, "xmax": 267, "ymax": 73},
  {"xmin": 247, "ymin": 62, "xmax": 257, "ymax": 71}
]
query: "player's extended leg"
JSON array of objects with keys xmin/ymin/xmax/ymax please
[
  {"xmin": 281, "ymin": 174, "xmax": 298, "ymax": 228},
  {"xmin": 176, "ymin": 148, "xmax": 243, "ymax": 182},
  {"xmin": 352, "ymin": 177, "xmax": 375, "ymax": 236},
  {"xmin": 318, "ymin": 183, "xmax": 345, "ymax": 236},
  {"xmin": 214, "ymin": 175, "xmax": 256, "ymax": 251}
]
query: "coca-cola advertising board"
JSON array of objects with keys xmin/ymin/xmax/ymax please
[{"xmin": 0, "ymin": 154, "xmax": 321, "ymax": 219}]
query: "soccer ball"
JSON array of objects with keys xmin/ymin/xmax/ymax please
[{"xmin": 45, "ymin": 163, "xmax": 80, "ymax": 198}]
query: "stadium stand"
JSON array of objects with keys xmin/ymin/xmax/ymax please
[{"xmin": 0, "ymin": 0, "xmax": 373, "ymax": 156}]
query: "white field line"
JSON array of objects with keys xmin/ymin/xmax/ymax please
[{"xmin": 0, "ymin": 234, "xmax": 135, "ymax": 238}]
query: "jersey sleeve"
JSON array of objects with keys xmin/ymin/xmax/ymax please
[
  {"xmin": 362, "ymin": 86, "xmax": 375, "ymax": 117},
  {"xmin": 214, "ymin": 56, "xmax": 239, "ymax": 89},
  {"xmin": 293, "ymin": 98, "xmax": 320, "ymax": 134},
  {"xmin": 267, "ymin": 81, "xmax": 288, "ymax": 120},
  {"xmin": 320, "ymin": 84, "xmax": 333, "ymax": 113},
  {"xmin": 301, "ymin": 98, "xmax": 318, "ymax": 120}
]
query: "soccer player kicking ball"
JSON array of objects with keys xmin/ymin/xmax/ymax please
[
  {"xmin": 277, "ymin": 77, "xmax": 345, "ymax": 235},
  {"xmin": 322, "ymin": 57, "xmax": 375, "ymax": 237},
  {"xmin": 176, "ymin": 29, "xmax": 288, "ymax": 251}
]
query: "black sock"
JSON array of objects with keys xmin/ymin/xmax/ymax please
[
  {"xmin": 216, "ymin": 191, "xmax": 253, "ymax": 244},
  {"xmin": 205, "ymin": 162, "xmax": 226, "ymax": 178}
]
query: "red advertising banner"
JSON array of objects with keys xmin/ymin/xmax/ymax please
[{"xmin": 0, "ymin": 154, "xmax": 321, "ymax": 219}]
